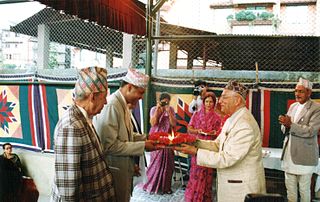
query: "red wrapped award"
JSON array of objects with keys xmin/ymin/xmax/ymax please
[{"xmin": 148, "ymin": 131, "xmax": 196, "ymax": 146}]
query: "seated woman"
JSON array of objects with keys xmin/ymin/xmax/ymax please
[
  {"xmin": 1, "ymin": 143, "xmax": 23, "ymax": 173},
  {"xmin": 143, "ymin": 92, "xmax": 176, "ymax": 194},
  {"xmin": 0, "ymin": 143, "xmax": 39, "ymax": 202},
  {"xmin": 185, "ymin": 92, "xmax": 222, "ymax": 202},
  {"xmin": 0, "ymin": 155, "xmax": 23, "ymax": 202}
]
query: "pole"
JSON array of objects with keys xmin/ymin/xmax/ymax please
[
  {"xmin": 144, "ymin": 0, "xmax": 153, "ymax": 134},
  {"xmin": 255, "ymin": 62, "xmax": 259, "ymax": 84}
]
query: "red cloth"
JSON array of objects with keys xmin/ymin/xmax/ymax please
[
  {"xmin": 37, "ymin": 0, "xmax": 146, "ymax": 35},
  {"xmin": 19, "ymin": 178, "xmax": 39, "ymax": 202}
]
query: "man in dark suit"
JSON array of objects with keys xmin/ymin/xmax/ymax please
[{"xmin": 279, "ymin": 77, "xmax": 320, "ymax": 202}]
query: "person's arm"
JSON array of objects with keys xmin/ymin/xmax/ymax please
[
  {"xmin": 150, "ymin": 106, "xmax": 161, "ymax": 127},
  {"xmin": 289, "ymin": 103, "xmax": 320, "ymax": 138},
  {"xmin": 13, "ymin": 154, "xmax": 23, "ymax": 173},
  {"xmin": 187, "ymin": 112, "xmax": 202, "ymax": 134},
  {"xmin": 206, "ymin": 117, "xmax": 222, "ymax": 136},
  {"xmin": 188, "ymin": 125, "xmax": 201, "ymax": 134},
  {"xmin": 167, "ymin": 106, "xmax": 176, "ymax": 127},
  {"xmin": 188, "ymin": 96, "xmax": 199, "ymax": 113},
  {"xmin": 54, "ymin": 126, "xmax": 82, "ymax": 201},
  {"xmin": 95, "ymin": 104, "xmax": 145, "ymax": 156}
]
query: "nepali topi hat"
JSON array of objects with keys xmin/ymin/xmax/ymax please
[
  {"xmin": 74, "ymin": 66, "xmax": 108, "ymax": 97},
  {"xmin": 122, "ymin": 68, "xmax": 149, "ymax": 88},
  {"xmin": 224, "ymin": 80, "xmax": 248, "ymax": 100}
]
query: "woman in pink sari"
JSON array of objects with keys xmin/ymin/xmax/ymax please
[
  {"xmin": 185, "ymin": 92, "xmax": 222, "ymax": 202},
  {"xmin": 143, "ymin": 92, "xmax": 176, "ymax": 194}
]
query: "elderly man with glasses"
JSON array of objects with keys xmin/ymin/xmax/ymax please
[{"xmin": 175, "ymin": 80, "xmax": 266, "ymax": 202}]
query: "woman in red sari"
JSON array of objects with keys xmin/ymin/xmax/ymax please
[
  {"xmin": 185, "ymin": 92, "xmax": 222, "ymax": 202},
  {"xmin": 143, "ymin": 92, "xmax": 176, "ymax": 194}
]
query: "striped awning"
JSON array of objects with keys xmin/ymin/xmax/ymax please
[{"xmin": 37, "ymin": 0, "xmax": 146, "ymax": 36}]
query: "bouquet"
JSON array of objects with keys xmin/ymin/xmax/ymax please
[{"xmin": 148, "ymin": 131, "xmax": 196, "ymax": 146}]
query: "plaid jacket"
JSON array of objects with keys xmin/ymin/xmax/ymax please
[{"xmin": 51, "ymin": 105, "xmax": 115, "ymax": 202}]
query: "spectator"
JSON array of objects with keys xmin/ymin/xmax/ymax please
[
  {"xmin": 0, "ymin": 156, "xmax": 22, "ymax": 202},
  {"xmin": 51, "ymin": 66, "xmax": 115, "ymax": 201},
  {"xmin": 175, "ymin": 80, "xmax": 266, "ymax": 202},
  {"xmin": 1, "ymin": 143, "xmax": 23, "ymax": 173},
  {"xmin": 143, "ymin": 92, "xmax": 176, "ymax": 194},
  {"xmin": 188, "ymin": 80, "xmax": 208, "ymax": 113},
  {"xmin": 278, "ymin": 77, "xmax": 320, "ymax": 202},
  {"xmin": 185, "ymin": 92, "xmax": 222, "ymax": 202}
]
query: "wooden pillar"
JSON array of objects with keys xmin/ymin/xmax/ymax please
[
  {"xmin": 169, "ymin": 42, "xmax": 177, "ymax": 69},
  {"xmin": 202, "ymin": 43, "xmax": 208, "ymax": 69},
  {"xmin": 187, "ymin": 50, "xmax": 195, "ymax": 69}
]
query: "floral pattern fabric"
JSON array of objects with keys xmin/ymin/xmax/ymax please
[{"xmin": 185, "ymin": 107, "xmax": 222, "ymax": 202}]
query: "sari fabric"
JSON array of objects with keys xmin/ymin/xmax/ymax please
[
  {"xmin": 143, "ymin": 106, "xmax": 175, "ymax": 194},
  {"xmin": 185, "ymin": 106, "xmax": 222, "ymax": 202}
]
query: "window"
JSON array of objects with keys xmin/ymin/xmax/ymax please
[
  {"xmin": 5, "ymin": 44, "xmax": 10, "ymax": 48},
  {"xmin": 246, "ymin": 6, "xmax": 266, "ymax": 16},
  {"xmin": 285, "ymin": 6, "xmax": 308, "ymax": 24},
  {"xmin": 6, "ymin": 54, "xmax": 12, "ymax": 60}
]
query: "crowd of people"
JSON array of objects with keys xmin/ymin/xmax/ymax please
[{"xmin": 1, "ymin": 66, "xmax": 319, "ymax": 202}]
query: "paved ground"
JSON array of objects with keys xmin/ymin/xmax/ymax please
[{"xmin": 131, "ymin": 182, "xmax": 186, "ymax": 202}]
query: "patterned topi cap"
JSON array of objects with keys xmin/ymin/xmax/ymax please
[
  {"xmin": 224, "ymin": 80, "xmax": 248, "ymax": 100},
  {"xmin": 296, "ymin": 77, "xmax": 312, "ymax": 90},
  {"xmin": 122, "ymin": 68, "xmax": 149, "ymax": 88},
  {"xmin": 74, "ymin": 66, "xmax": 108, "ymax": 97}
]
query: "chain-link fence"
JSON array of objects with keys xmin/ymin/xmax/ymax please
[{"xmin": 0, "ymin": 1, "xmax": 319, "ymax": 85}]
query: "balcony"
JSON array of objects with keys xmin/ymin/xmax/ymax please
[{"xmin": 229, "ymin": 19, "xmax": 273, "ymax": 27}]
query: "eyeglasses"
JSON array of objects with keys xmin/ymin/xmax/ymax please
[
  {"xmin": 219, "ymin": 95, "xmax": 233, "ymax": 100},
  {"xmin": 294, "ymin": 90, "xmax": 306, "ymax": 94},
  {"xmin": 5, "ymin": 147, "xmax": 12, "ymax": 150}
]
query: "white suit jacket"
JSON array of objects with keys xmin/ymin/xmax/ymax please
[
  {"xmin": 94, "ymin": 90, "xmax": 145, "ymax": 202},
  {"xmin": 196, "ymin": 107, "xmax": 266, "ymax": 202}
]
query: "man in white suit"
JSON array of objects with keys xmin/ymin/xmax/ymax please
[
  {"xmin": 94, "ymin": 68, "xmax": 157, "ymax": 202},
  {"xmin": 176, "ymin": 80, "xmax": 266, "ymax": 202},
  {"xmin": 279, "ymin": 78, "xmax": 320, "ymax": 202}
]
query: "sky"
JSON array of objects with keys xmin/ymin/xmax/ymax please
[{"xmin": 0, "ymin": 2, "xmax": 44, "ymax": 29}]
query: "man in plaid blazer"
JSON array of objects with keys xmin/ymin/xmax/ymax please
[{"xmin": 51, "ymin": 67, "xmax": 115, "ymax": 202}]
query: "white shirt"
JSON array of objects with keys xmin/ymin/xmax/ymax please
[
  {"xmin": 188, "ymin": 96, "xmax": 203, "ymax": 113},
  {"xmin": 282, "ymin": 102, "xmax": 316, "ymax": 175}
]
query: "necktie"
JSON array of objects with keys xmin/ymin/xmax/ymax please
[{"xmin": 125, "ymin": 108, "xmax": 133, "ymax": 140}]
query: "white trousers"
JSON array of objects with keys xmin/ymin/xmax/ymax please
[{"xmin": 285, "ymin": 172, "xmax": 313, "ymax": 202}]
